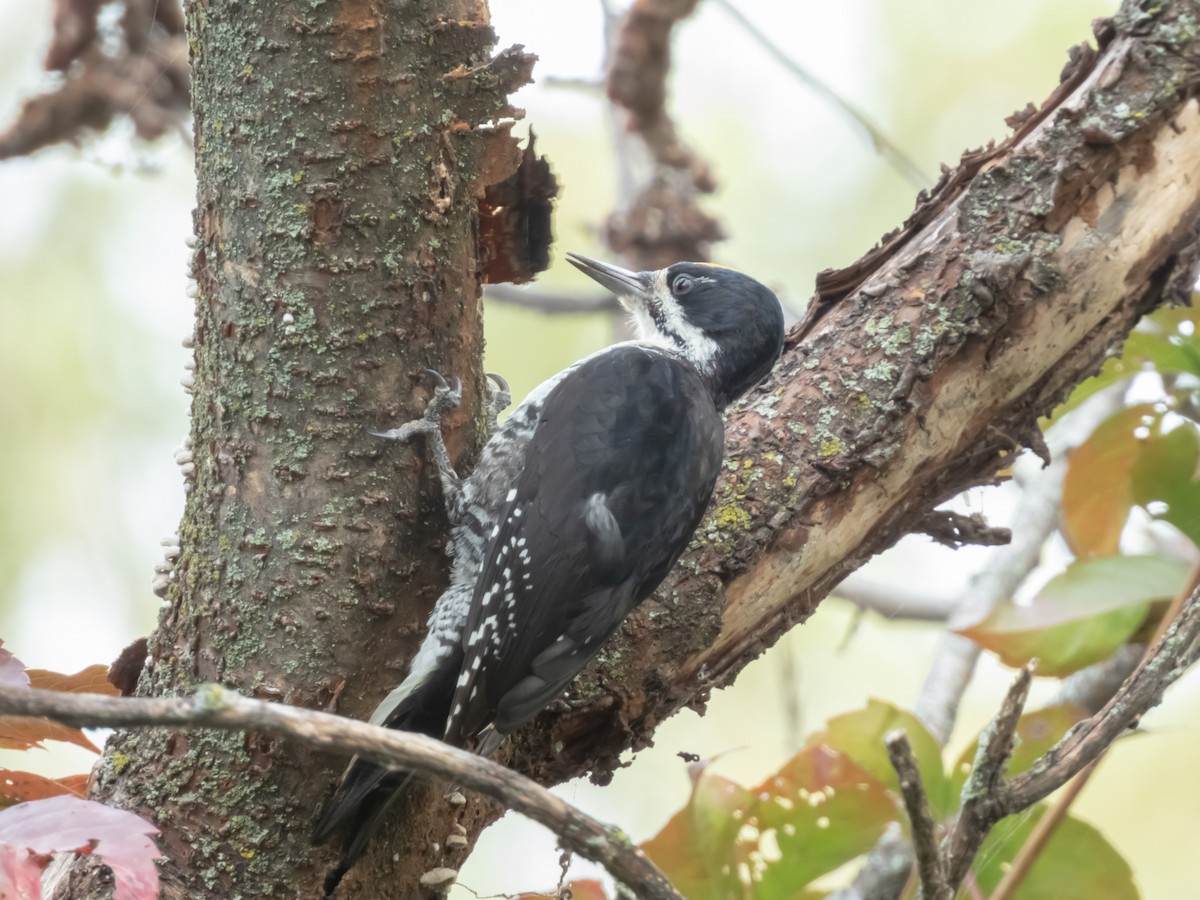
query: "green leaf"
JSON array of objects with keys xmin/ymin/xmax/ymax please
[
  {"xmin": 1123, "ymin": 329, "xmax": 1200, "ymax": 378},
  {"xmin": 949, "ymin": 704, "xmax": 1089, "ymax": 796},
  {"xmin": 969, "ymin": 807, "xmax": 1139, "ymax": 899},
  {"xmin": 811, "ymin": 699, "xmax": 955, "ymax": 820},
  {"xmin": 640, "ymin": 763, "xmax": 753, "ymax": 900},
  {"xmin": 1130, "ymin": 420, "xmax": 1200, "ymax": 549},
  {"xmin": 753, "ymin": 745, "xmax": 896, "ymax": 898},
  {"xmin": 1061, "ymin": 404, "xmax": 1157, "ymax": 558},
  {"xmin": 957, "ymin": 555, "xmax": 1185, "ymax": 676}
]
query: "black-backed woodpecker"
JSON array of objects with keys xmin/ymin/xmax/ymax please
[{"xmin": 313, "ymin": 254, "xmax": 785, "ymax": 895}]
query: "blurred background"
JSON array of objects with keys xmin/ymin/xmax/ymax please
[{"xmin": 1, "ymin": 0, "xmax": 1196, "ymax": 896}]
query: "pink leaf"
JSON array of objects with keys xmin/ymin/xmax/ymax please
[
  {"xmin": 0, "ymin": 643, "xmax": 30, "ymax": 691},
  {"xmin": 0, "ymin": 843, "xmax": 44, "ymax": 899},
  {"xmin": 0, "ymin": 796, "xmax": 160, "ymax": 900}
]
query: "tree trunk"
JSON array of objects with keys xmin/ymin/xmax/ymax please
[
  {"xmin": 83, "ymin": 1, "xmax": 533, "ymax": 896},
  {"xmin": 76, "ymin": 1, "xmax": 1200, "ymax": 899}
]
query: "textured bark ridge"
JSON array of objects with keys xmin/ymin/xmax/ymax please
[{"xmin": 84, "ymin": 1, "xmax": 534, "ymax": 896}]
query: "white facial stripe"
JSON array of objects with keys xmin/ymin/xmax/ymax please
[{"xmin": 629, "ymin": 269, "xmax": 718, "ymax": 375}]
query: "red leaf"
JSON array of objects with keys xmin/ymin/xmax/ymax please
[
  {"xmin": 0, "ymin": 796, "xmax": 160, "ymax": 900},
  {"xmin": 0, "ymin": 769, "xmax": 89, "ymax": 806},
  {"xmin": 26, "ymin": 665, "xmax": 120, "ymax": 697},
  {"xmin": 0, "ymin": 716, "xmax": 100, "ymax": 754}
]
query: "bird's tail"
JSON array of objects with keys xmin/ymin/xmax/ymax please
[
  {"xmin": 312, "ymin": 648, "xmax": 461, "ymax": 897},
  {"xmin": 317, "ymin": 767, "xmax": 413, "ymax": 898}
]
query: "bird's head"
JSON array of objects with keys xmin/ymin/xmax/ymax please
[{"xmin": 567, "ymin": 253, "xmax": 785, "ymax": 407}]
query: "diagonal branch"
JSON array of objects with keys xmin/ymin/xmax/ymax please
[
  {"xmin": 0, "ymin": 685, "xmax": 683, "ymax": 900},
  {"xmin": 521, "ymin": 1, "xmax": 1200, "ymax": 797},
  {"xmin": 884, "ymin": 730, "xmax": 949, "ymax": 900},
  {"xmin": 939, "ymin": 585, "xmax": 1200, "ymax": 893}
]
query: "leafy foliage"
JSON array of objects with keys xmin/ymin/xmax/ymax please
[
  {"xmin": 0, "ymin": 640, "xmax": 160, "ymax": 898},
  {"xmin": 0, "ymin": 769, "xmax": 88, "ymax": 807}
]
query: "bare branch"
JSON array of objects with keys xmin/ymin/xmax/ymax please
[
  {"xmin": 0, "ymin": 0, "xmax": 189, "ymax": 159},
  {"xmin": 0, "ymin": 685, "xmax": 683, "ymax": 900},
  {"xmin": 940, "ymin": 585, "xmax": 1200, "ymax": 893},
  {"xmin": 884, "ymin": 730, "xmax": 949, "ymax": 900},
  {"xmin": 989, "ymin": 560, "xmax": 1200, "ymax": 897},
  {"xmin": 605, "ymin": 0, "xmax": 721, "ymax": 269},
  {"xmin": 709, "ymin": 0, "xmax": 931, "ymax": 190},
  {"xmin": 914, "ymin": 510, "xmax": 1011, "ymax": 550},
  {"xmin": 987, "ymin": 761, "xmax": 1099, "ymax": 900},
  {"xmin": 941, "ymin": 661, "xmax": 1036, "ymax": 890}
]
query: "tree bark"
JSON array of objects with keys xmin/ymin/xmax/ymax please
[
  {"xmin": 79, "ymin": 1, "xmax": 1200, "ymax": 899},
  {"xmin": 81, "ymin": 1, "xmax": 534, "ymax": 897}
]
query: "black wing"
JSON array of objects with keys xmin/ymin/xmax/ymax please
[{"xmin": 444, "ymin": 345, "xmax": 724, "ymax": 743}]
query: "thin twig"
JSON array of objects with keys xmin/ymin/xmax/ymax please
[
  {"xmin": 941, "ymin": 661, "xmax": 1036, "ymax": 891},
  {"xmin": 884, "ymin": 730, "xmax": 949, "ymax": 900},
  {"xmin": 986, "ymin": 558, "xmax": 1200, "ymax": 899},
  {"xmin": 484, "ymin": 284, "xmax": 619, "ymax": 315},
  {"xmin": 832, "ymin": 573, "xmax": 957, "ymax": 622},
  {"xmin": 0, "ymin": 684, "xmax": 684, "ymax": 900},
  {"xmin": 939, "ymin": 585, "xmax": 1200, "ymax": 893},
  {"xmin": 709, "ymin": 0, "xmax": 930, "ymax": 189}
]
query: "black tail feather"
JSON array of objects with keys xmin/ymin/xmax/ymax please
[
  {"xmin": 319, "ymin": 771, "xmax": 413, "ymax": 899},
  {"xmin": 314, "ymin": 652, "xmax": 462, "ymax": 896}
]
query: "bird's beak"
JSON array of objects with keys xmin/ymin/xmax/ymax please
[{"xmin": 566, "ymin": 253, "xmax": 654, "ymax": 311}]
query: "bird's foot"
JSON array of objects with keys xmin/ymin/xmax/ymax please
[
  {"xmin": 370, "ymin": 369, "xmax": 462, "ymax": 442},
  {"xmin": 485, "ymin": 372, "xmax": 511, "ymax": 431}
]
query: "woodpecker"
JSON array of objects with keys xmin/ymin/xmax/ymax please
[{"xmin": 313, "ymin": 254, "xmax": 785, "ymax": 895}]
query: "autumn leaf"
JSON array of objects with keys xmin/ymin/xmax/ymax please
[
  {"xmin": 957, "ymin": 556, "xmax": 1186, "ymax": 676},
  {"xmin": 26, "ymin": 665, "xmax": 120, "ymax": 697}
]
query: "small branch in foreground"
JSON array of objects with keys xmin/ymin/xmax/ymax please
[
  {"xmin": 990, "ymin": 559, "xmax": 1200, "ymax": 898},
  {"xmin": 0, "ymin": 685, "xmax": 683, "ymax": 900},
  {"xmin": 940, "ymin": 585, "xmax": 1200, "ymax": 893},
  {"xmin": 884, "ymin": 730, "xmax": 949, "ymax": 900},
  {"xmin": 941, "ymin": 661, "xmax": 1034, "ymax": 890}
]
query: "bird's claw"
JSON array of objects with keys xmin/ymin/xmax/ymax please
[
  {"xmin": 485, "ymin": 372, "xmax": 511, "ymax": 416},
  {"xmin": 423, "ymin": 368, "xmax": 462, "ymax": 417},
  {"xmin": 370, "ymin": 369, "xmax": 461, "ymax": 442}
]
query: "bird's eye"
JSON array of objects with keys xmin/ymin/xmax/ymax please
[{"xmin": 672, "ymin": 274, "xmax": 694, "ymax": 296}]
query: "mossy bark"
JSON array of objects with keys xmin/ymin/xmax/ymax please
[{"xmin": 83, "ymin": 1, "xmax": 531, "ymax": 897}]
